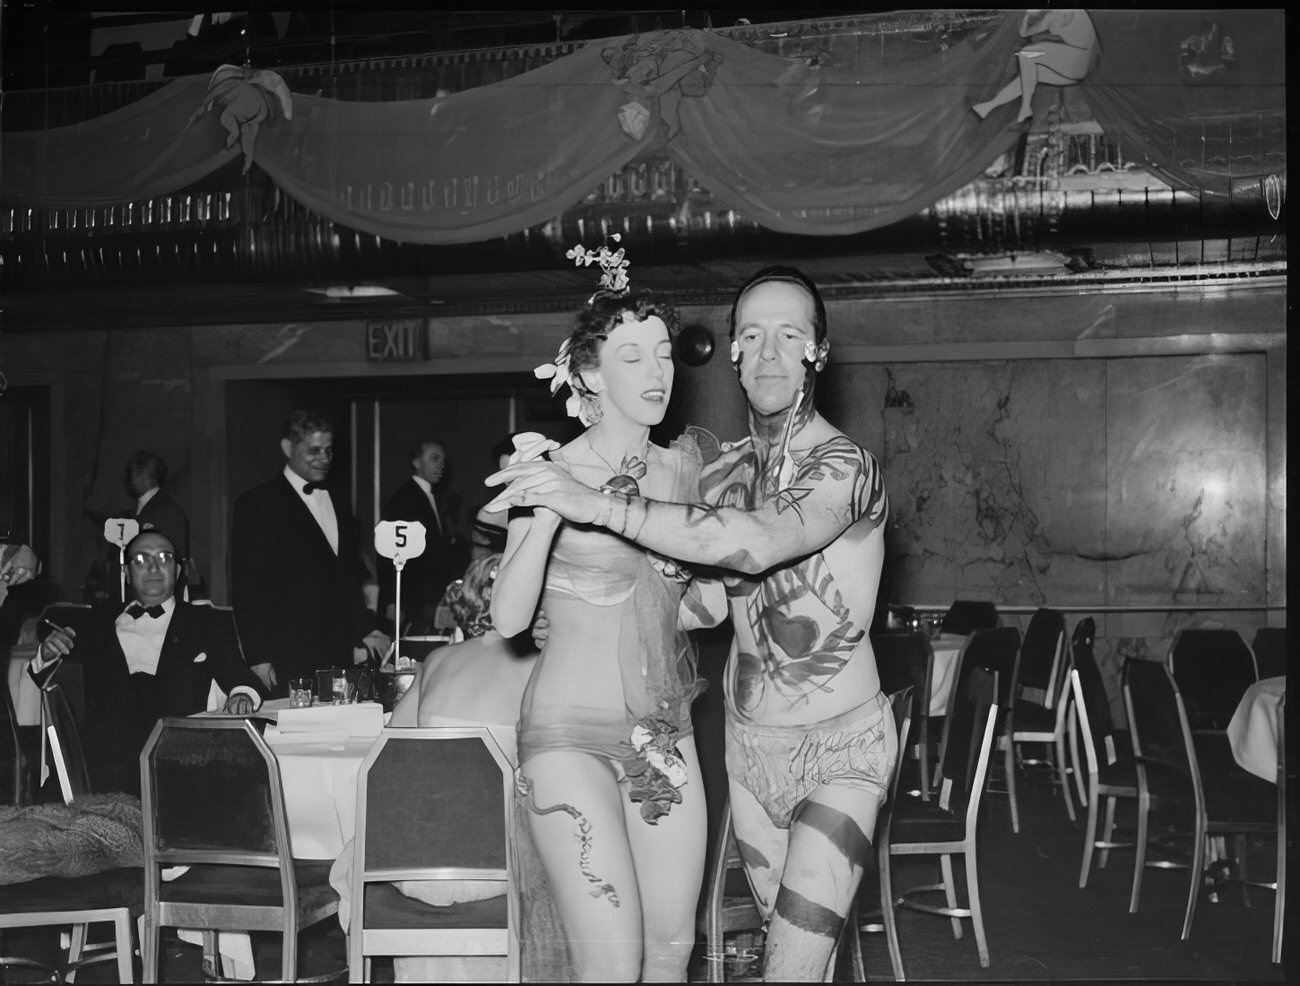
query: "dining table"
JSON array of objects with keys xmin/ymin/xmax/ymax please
[{"xmin": 1226, "ymin": 675, "xmax": 1285, "ymax": 783}]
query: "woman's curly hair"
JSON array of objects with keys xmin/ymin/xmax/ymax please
[{"xmin": 565, "ymin": 290, "xmax": 681, "ymax": 398}]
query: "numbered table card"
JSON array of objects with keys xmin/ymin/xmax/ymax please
[
  {"xmin": 374, "ymin": 520, "xmax": 427, "ymax": 670},
  {"xmin": 104, "ymin": 517, "xmax": 141, "ymax": 549},
  {"xmin": 105, "ymin": 517, "xmax": 141, "ymax": 602},
  {"xmin": 374, "ymin": 520, "xmax": 427, "ymax": 568}
]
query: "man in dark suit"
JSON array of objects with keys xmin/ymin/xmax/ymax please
[
  {"xmin": 30, "ymin": 530, "xmax": 264, "ymax": 795},
  {"xmin": 378, "ymin": 437, "xmax": 468, "ymax": 632},
  {"xmin": 126, "ymin": 449, "xmax": 190, "ymax": 561},
  {"xmin": 231, "ymin": 409, "xmax": 389, "ymax": 693}
]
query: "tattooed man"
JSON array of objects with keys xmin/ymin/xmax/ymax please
[{"xmin": 486, "ymin": 266, "xmax": 893, "ymax": 980}]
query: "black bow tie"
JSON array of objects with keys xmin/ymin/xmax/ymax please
[
  {"xmin": 125, "ymin": 603, "xmax": 166, "ymax": 619},
  {"xmin": 302, "ymin": 481, "xmax": 326, "ymax": 495}
]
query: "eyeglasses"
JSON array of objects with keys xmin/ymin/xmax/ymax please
[{"xmin": 125, "ymin": 551, "xmax": 176, "ymax": 569}]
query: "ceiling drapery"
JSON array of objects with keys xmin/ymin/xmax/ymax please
[{"xmin": 1, "ymin": 10, "xmax": 1284, "ymax": 242}]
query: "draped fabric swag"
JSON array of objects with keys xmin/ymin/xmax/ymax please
[{"xmin": 1, "ymin": 10, "xmax": 1283, "ymax": 242}]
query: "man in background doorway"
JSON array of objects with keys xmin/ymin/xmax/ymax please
[
  {"xmin": 378, "ymin": 436, "xmax": 468, "ymax": 633},
  {"xmin": 126, "ymin": 449, "xmax": 190, "ymax": 561},
  {"xmin": 232, "ymin": 409, "xmax": 389, "ymax": 694}
]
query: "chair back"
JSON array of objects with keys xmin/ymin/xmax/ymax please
[
  {"xmin": 935, "ymin": 667, "xmax": 998, "ymax": 817},
  {"xmin": 956, "ymin": 626, "xmax": 1020, "ymax": 711},
  {"xmin": 940, "ymin": 600, "xmax": 999, "ymax": 636},
  {"xmin": 1251, "ymin": 627, "xmax": 1286, "ymax": 680},
  {"xmin": 885, "ymin": 685, "xmax": 915, "ymax": 797},
  {"xmin": 1, "ymin": 671, "xmax": 22, "ymax": 805},
  {"xmin": 141, "ymin": 718, "xmax": 287, "ymax": 867},
  {"xmin": 1016, "ymin": 608, "xmax": 1067, "ymax": 706},
  {"xmin": 938, "ymin": 626, "xmax": 1019, "ymax": 776},
  {"xmin": 1071, "ymin": 624, "xmax": 1121, "ymax": 769},
  {"xmin": 41, "ymin": 683, "xmax": 90, "ymax": 804},
  {"xmin": 1122, "ymin": 658, "xmax": 1198, "ymax": 805},
  {"xmin": 358, "ymin": 727, "xmax": 510, "ymax": 874},
  {"xmin": 873, "ymin": 632, "xmax": 931, "ymax": 725},
  {"xmin": 1167, "ymin": 629, "xmax": 1257, "ymax": 731},
  {"xmin": 350, "ymin": 727, "xmax": 517, "ymax": 981}
]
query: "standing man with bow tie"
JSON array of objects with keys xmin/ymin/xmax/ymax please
[
  {"xmin": 29, "ymin": 530, "xmax": 265, "ymax": 795},
  {"xmin": 232, "ymin": 409, "xmax": 390, "ymax": 694}
]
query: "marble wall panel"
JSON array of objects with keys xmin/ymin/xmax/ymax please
[
  {"xmin": 1104, "ymin": 354, "xmax": 1267, "ymax": 608},
  {"xmin": 873, "ymin": 359, "xmax": 1108, "ymax": 609}
]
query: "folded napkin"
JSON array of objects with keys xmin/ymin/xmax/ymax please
[{"xmin": 274, "ymin": 701, "xmax": 384, "ymax": 737}]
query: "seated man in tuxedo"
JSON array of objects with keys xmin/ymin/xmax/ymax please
[{"xmin": 28, "ymin": 529, "xmax": 265, "ymax": 796}]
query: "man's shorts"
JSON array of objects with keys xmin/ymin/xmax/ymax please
[{"xmin": 725, "ymin": 690, "xmax": 895, "ymax": 830}]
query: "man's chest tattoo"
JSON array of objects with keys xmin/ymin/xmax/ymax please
[{"xmin": 731, "ymin": 555, "xmax": 864, "ymax": 712}]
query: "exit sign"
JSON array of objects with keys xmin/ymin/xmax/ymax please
[{"xmin": 366, "ymin": 318, "xmax": 428, "ymax": 361}]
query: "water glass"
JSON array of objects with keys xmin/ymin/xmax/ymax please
[{"xmin": 288, "ymin": 677, "xmax": 314, "ymax": 709}]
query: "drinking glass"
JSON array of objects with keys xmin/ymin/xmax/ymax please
[{"xmin": 288, "ymin": 677, "xmax": 314, "ymax": 709}]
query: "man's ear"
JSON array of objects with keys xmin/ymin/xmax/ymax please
[{"xmin": 279, "ymin": 437, "xmax": 293, "ymax": 459}]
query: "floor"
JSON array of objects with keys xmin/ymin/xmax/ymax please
[{"xmin": 3, "ymin": 755, "xmax": 1284, "ymax": 983}]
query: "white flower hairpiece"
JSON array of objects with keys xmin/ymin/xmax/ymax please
[
  {"xmin": 534, "ymin": 337, "xmax": 596, "ymax": 426},
  {"xmin": 566, "ymin": 233, "xmax": 631, "ymax": 295}
]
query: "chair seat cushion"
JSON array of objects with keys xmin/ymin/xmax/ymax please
[
  {"xmin": 0, "ymin": 866, "xmax": 142, "ymax": 914},
  {"xmin": 160, "ymin": 859, "xmax": 334, "ymax": 907},
  {"xmin": 1013, "ymin": 703, "xmax": 1056, "ymax": 734},
  {"xmin": 1205, "ymin": 768, "xmax": 1277, "ymax": 825},
  {"xmin": 1096, "ymin": 759, "xmax": 1137, "ymax": 789},
  {"xmin": 889, "ymin": 799, "xmax": 966, "ymax": 845},
  {"xmin": 363, "ymin": 881, "xmax": 507, "ymax": 930}
]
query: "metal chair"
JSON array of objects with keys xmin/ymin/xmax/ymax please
[
  {"xmin": 2, "ymin": 679, "xmax": 141, "ymax": 982},
  {"xmin": 699, "ymin": 800, "xmax": 868, "ymax": 982},
  {"xmin": 1250, "ymin": 627, "xmax": 1286, "ymax": 681},
  {"xmin": 41, "ymin": 682, "xmax": 91, "ymax": 804},
  {"xmin": 1005, "ymin": 608, "xmax": 1074, "ymax": 828},
  {"xmin": 0, "ymin": 868, "xmax": 142, "ymax": 984},
  {"xmin": 873, "ymin": 631, "xmax": 934, "ymax": 800},
  {"xmin": 2, "ymin": 670, "xmax": 24, "ymax": 805},
  {"xmin": 938, "ymin": 626, "xmax": 1019, "ymax": 832},
  {"xmin": 856, "ymin": 686, "xmax": 915, "ymax": 980},
  {"xmin": 1068, "ymin": 619, "xmax": 1141, "ymax": 889},
  {"xmin": 698, "ymin": 796, "xmax": 764, "ymax": 983},
  {"xmin": 1165, "ymin": 628, "xmax": 1257, "ymax": 732},
  {"xmin": 1122, "ymin": 658, "xmax": 1276, "ymax": 938},
  {"xmin": 140, "ymin": 717, "xmax": 340, "ymax": 984},
  {"xmin": 1272, "ymin": 692, "xmax": 1286, "ymax": 964},
  {"xmin": 879, "ymin": 667, "xmax": 1000, "ymax": 976},
  {"xmin": 938, "ymin": 600, "xmax": 998, "ymax": 637},
  {"xmin": 348, "ymin": 726, "xmax": 518, "ymax": 983}
]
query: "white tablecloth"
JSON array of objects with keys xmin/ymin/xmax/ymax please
[
  {"xmin": 1227, "ymin": 676, "xmax": 1285, "ymax": 783},
  {"xmin": 928, "ymin": 634, "xmax": 967, "ymax": 716}
]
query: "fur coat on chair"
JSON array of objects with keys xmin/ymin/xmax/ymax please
[{"xmin": 0, "ymin": 792, "xmax": 142, "ymax": 884}]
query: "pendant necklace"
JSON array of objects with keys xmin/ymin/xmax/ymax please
[{"xmin": 585, "ymin": 433, "xmax": 648, "ymax": 496}]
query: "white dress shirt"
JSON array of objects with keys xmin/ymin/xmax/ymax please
[
  {"xmin": 284, "ymin": 465, "xmax": 339, "ymax": 554},
  {"xmin": 135, "ymin": 485, "xmax": 160, "ymax": 516},
  {"xmin": 412, "ymin": 475, "xmax": 443, "ymax": 536},
  {"xmin": 115, "ymin": 595, "xmax": 176, "ymax": 675}
]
